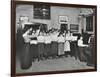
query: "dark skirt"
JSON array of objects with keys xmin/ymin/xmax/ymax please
[
  {"xmin": 70, "ymin": 41, "xmax": 78, "ymax": 59},
  {"xmin": 51, "ymin": 41, "xmax": 58, "ymax": 56},
  {"xmin": 58, "ymin": 43, "xmax": 64, "ymax": 55},
  {"xmin": 20, "ymin": 43, "xmax": 32, "ymax": 69},
  {"xmin": 44, "ymin": 43, "xmax": 51, "ymax": 57},
  {"xmin": 84, "ymin": 47, "xmax": 94, "ymax": 66},
  {"xmin": 78, "ymin": 47, "xmax": 87, "ymax": 62},
  {"xmin": 16, "ymin": 33, "xmax": 24, "ymax": 54},
  {"xmin": 38, "ymin": 43, "xmax": 44, "ymax": 59},
  {"xmin": 30, "ymin": 44, "xmax": 38, "ymax": 59}
]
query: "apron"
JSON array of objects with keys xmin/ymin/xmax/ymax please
[
  {"xmin": 64, "ymin": 34, "xmax": 71, "ymax": 52},
  {"xmin": 64, "ymin": 41, "xmax": 70, "ymax": 52}
]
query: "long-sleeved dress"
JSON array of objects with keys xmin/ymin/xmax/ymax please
[
  {"xmin": 51, "ymin": 34, "xmax": 58, "ymax": 57},
  {"xmin": 37, "ymin": 35, "xmax": 45, "ymax": 60},
  {"xmin": 58, "ymin": 36, "xmax": 65, "ymax": 55},
  {"xmin": 70, "ymin": 36, "xmax": 78, "ymax": 58},
  {"xmin": 30, "ymin": 37, "xmax": 38, "ymax": 61},
  {"xmin": 21, "ymin": 30, "xmax": 32, "ymax": 69},
  {"xmin": 44, "ymin": 35, "xmax": 51, "ymax": 57}
]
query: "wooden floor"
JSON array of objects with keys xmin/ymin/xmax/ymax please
[{"xmin": 16, "ymin": 55, "xmax": 94, "ymax": 74}]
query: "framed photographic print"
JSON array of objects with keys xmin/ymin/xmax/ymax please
[
  {"xmin": 33, "ymin": 4, "xmax": 50, "ymax": 19},
  {"xmin": 70, "ymin": 24, "xmax": 79, "ymax": 32},
  {"xmin": 11, "ymin": 0, "xmax": 97, "ymax": 77},
  {"xmin": 59, "ymin": 16, "xmax": 68, "ymax": 24}
]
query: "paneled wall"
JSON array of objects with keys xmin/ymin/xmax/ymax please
[{"xmin": 16, "ymin": 4, "xmax": 81, "ymax": 33}]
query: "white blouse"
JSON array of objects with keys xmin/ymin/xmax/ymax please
[
  {"xmin": 35, "ymin": 30, "xmax": 40, "ymax": 36},
  {"xmin": 58, "ymin": 36, "xmax": 65, "ymax": 43},
  {"xmin": 44, "ymin": 36, "xmax": 51, "ymax": 44},
  {"xmin": 65, "ymin": 34, "xmax": 71, "ymax": 41},
  {"xmin": 37, "ymin": 35, "xmax": 44, "ymax": 43},
  {"xmin": 65, "ymin": 36, "xmax": 71, "ymax": 41},
  {"xmin": 51, "ymin": 34, "xmax": 58, "ymax": 42},
  {"xmin": 22, "ymin": 30, "xmax": 30, "ymax": 43},
  {"xmin": 30, "ymin": 40, "xmax": 37, "ymax": 44},
  {"xmin": 78, "ymin": 39, "xmax": 88, "ymax": 47}
]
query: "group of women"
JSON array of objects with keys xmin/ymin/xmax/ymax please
[
  {"xmin": 20, "ymin": 27, "xmax": 78, "ymax": 69},
  {"xmin": 19, "ymin": 26, "xmax": 95, "ymax": 70}
]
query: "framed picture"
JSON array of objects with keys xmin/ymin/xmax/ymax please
[
  {"xmin": 11, "ymin": 0, "xmax": 97, "ymax": 77},
  {"xmin": 33, "ymin": 4, "xmax": 50, "ymax": 19},
  {"xmin": 59, "ymin": 16, "xmax": 68, "ymax": 24},
  {"xmin": 70, "ymin": 24, "xmax": 79, "ymax": 32}
]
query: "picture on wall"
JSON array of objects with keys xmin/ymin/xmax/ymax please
[
  {"xmin": 59, "ymin": 16, "xmax": 68, "ymax": 24},
  {"xmin": 34, "ymin": 4, "xmax": 50, "ymax": 19},
  {"xmin": 70, "ymin": 24, "xmax": 79, "ymax": 32}
]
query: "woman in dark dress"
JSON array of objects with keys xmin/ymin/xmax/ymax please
[
  {"xmin": 20, "ymin": 28, "xmax": 32, "ymax": 69},
  {"xmin": 70, "ymin": 33, "xmax": 78, "ymax": 59},
  {"xmin": 64, "ymin": 31, "xmax": 71, "ymax": 57},
  {"xmin": 37, "ymin": 31, "xmax": 45, "ymax": 61},
  {"xmin": 86, "ymin": 34, "xmax": 95, "ymax": 66},
  {"xmin": 51, "ymin": 31, "xmax": 58, "ymax": 58},
  {"xmin": 16, "ymin": 26, "xmax": 24, "ymax": 54},
  {"xmin": 58, "ymin": 33, "xmax": 65, "ymax": 57},
  {"xmin": 44, "ymin": 32, "xmax": 52, "ymax": 59},
  {"xmin": 30, "ymin": 30, "xmax": 38, "ymax": 62}
]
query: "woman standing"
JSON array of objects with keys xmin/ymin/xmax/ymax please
[
  {"xmin": 51, "ymin": 31, "xmax": 58, "ymax": 58},
  {"xmin": 64, "ymin": 30, "xmax": 71, "ymax": 57},
  {"xmin": 37, "ymin": 31, "xmax": 45, "ymax": 61},
  {"xmin": 58, "ymin": 33, "xmax": 65, "ymax": 57},
  {"xmin": 30, "ymin": 30, "xmax": 38, "ymax": 62},
  {"xmin": 21, "ymin": 28, "xmax": 32, "ymax": 69},
  {"xmin": 44, "ymin": 32, "xmax": 52, "ymax": 59},
  {"xmin": 70, "ymin": 33, "xmax": 78, "ymax": 59},
  {"xmin": 87, "ymin": 34, "xmax": 95, "ymax": 66}
]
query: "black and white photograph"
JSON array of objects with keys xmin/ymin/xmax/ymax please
[{"xmin": 11, "ymin": 1, "xmax": 97, "ymax": 76}]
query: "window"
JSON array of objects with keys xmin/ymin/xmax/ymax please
[{"xmin": 86, "ymin": 16, "xmax": 93, "ymax": 31}]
